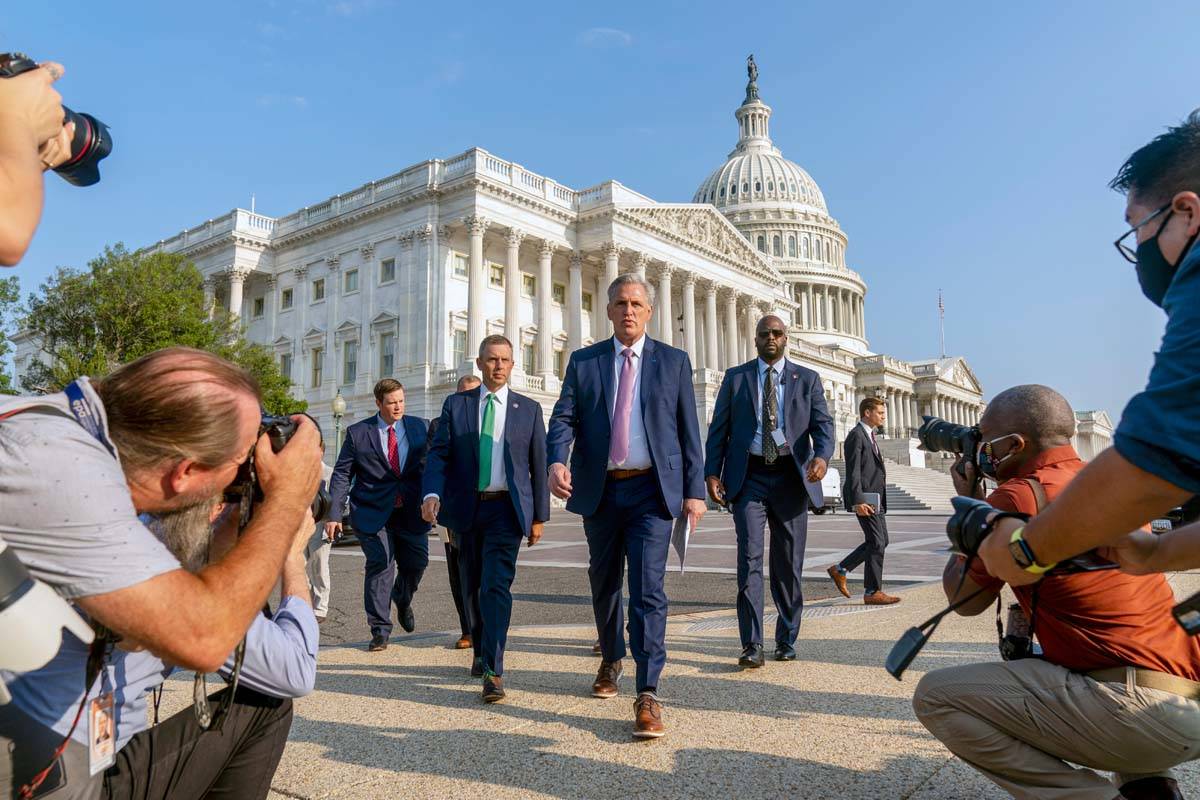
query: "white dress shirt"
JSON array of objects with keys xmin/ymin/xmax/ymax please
[
  {"xmin": 749, "ymin": 357, "xmax": 788, "ymax": 456},
  {"xmin": 478, "ymin": 383, "xmax": 510, "ymax": 491},
  {"xmin": 859, "ymin": 419, "xmax": 879, "ymax": 453},
  {"xmin": 376, "ymin": 414, "xmax": 409, "ymax": 470},
  {"xmin": 607, "ymin": 335, "xmax": 652, "ymax": 470}
]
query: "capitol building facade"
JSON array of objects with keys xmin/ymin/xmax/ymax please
[{"xmin": 50, "ymin": 64, "xmax": 992, "ymax": 457}]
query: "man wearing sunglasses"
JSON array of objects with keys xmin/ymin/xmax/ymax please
[
  {"xmin": 915, "ymin": 384, "xmax": 1200, "ymax": 800},
  {"xmin": 975, "ymin": 111, "xmax": 1200, "ymax": 587}
]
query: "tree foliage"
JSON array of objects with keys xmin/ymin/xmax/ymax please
[
  {"xmin": 0, "ymin": 275, "xmax": 19, "ymax": 394},
  {"xmin": 20, "ymin": 244, "xmax": 304, "ymax": 414}
]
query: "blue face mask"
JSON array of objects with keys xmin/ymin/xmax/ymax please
[{"xmin": 977, "ymin": 434, "xmax": 1022, "ymax": 479}]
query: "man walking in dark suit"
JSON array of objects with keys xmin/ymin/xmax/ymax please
[
  {"xmin": 426, "ymin": 373, "xmax": 481, "ymax": 651},
  {"xmin": 327, "ymin": 379, "xmax": 434, "ymax": 651},
  {"xmin": 705, "ymin": 315, "xmax": 834, "ymax": 668},
  {"xmin": 423, "ymin": 335, "xmax": 549, "ymax": 703},
  {"xmin": 828, "ymin": 397, "xmax": 901, "ymax": 605},
  {"xmin": 548, "ymin": 273, "xmax": 707, "ymax": 739}
]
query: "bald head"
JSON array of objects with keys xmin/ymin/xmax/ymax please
[
  {"xmin": 754, "ymin": 314, "xmax": 788, "ymax": 363},
  {"xmin": 980, "ymin": 384, "xmax": 1076, "ymax": 447},
  {"xmin": 456, "ymin": 374, "xmax": 481, "ymax": 393}
]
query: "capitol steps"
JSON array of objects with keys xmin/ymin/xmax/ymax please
[{"xmin": 827, "ymin": 459, "xmax": 957, "ymax": 513}]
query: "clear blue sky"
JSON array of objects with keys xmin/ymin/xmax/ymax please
[{"xmin": 6, "ymin": 0, "xmax": 1197, "ymax": 419}]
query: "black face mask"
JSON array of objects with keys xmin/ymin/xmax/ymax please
[{"xmin": 1136, "ymin": 210, "xmax": 1199, "ymax": 307}]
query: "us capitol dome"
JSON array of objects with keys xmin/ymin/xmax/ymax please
[{"xmin": 694, "ymin": 56, "xmax": 868, "ymax": 354}]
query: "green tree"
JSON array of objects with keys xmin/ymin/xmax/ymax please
[
  {"xmin": 20, "ymin": 244, "xmax": 304, "ymax": 414},
  {"xmin": 0, "ymin": 275, "xmax": 19, "ymax": 394}
]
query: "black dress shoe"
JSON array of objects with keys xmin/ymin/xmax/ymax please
[
  {"xmin": 482, "ymin": 675, "xmax": 506, "ymax": 704},
  {"xmin": 774, "ymin": 643, "xmax": 797, "ymax": 661},
  {"xmin": 471, "ymin": 656, "xmax": 485, "ymax": 677},
  {"xmin": 399, "ymin": 605, "xmax": 415, "ymax": 633},
  {"xmin": 368, "ymin": 634, "xmax": 388, "ymax": 652},
  {"xmin": 738, "ymin": 644, "xmax": 765, "ymax": 668}
]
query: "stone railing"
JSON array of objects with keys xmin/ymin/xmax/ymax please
[{"xmin": 854, "ymin": 353, "xmax": 914, "ymax": 376}]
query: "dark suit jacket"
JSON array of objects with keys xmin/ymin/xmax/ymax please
[
  {"xmin": 704, "ymin": 358, "xmax": 834, "ymax": 503},
  {"xmin": 422, "ymin": 386, "xmax": 550, "ymax": 536},
  {"xmin": 547, "ymin": 336, "xmax": 705, "ymax": 518},
  {"xmin": 328, "ymin": 413, "xmax": 432, "ymax": 535},
  {"xmin": 842, "ymin": 423, "xmax": 887, "ymax": 513}
]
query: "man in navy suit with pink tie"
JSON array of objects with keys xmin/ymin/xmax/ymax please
[{"xmin": 548, "ymin": 273, "xmax": 706, "ymax": 739}]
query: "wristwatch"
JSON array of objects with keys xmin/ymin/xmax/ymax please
[{"xmin": 1008, "ymin": 526, "xmax": 1057, "ymax": 575}]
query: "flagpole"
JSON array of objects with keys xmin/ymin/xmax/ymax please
[{"xmin": 938, "ymin": 290, "xmax": 946, "ymax": 358}]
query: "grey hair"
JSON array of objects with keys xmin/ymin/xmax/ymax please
[
  {"xmin": 983, "ymin": 384, "xmax": 1076, "ymax": 445},
  {"xmin": 607, "ymin": 273, "xmax": 656, "ymax": 306}
]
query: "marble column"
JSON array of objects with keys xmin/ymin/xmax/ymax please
[
  {"xmin": 593, "ymin": 273, "xmax": 606, "ymax": 341},
  {"xmin": 633, "ymin": 252, "xmax": 648, "ymax": 279},
  {"xmin": 885, "ymin": 390, "xmax": 896, "ymax": 437},
  {"xmin": 504, "ymin": 228, "xmax": 524, "ymax": 363},
  {"xmin": 537, "ymin": 240, "xmax": 555, "ymax": 381},
  {"xmin": 743, "ymin": 299, "xmax": 757, "ymax": 362},
  {"xmin": 203, "ymin": 276, "xmax": 217, "ymax": 319},
  {"xmin": 858, "ymin": 296, "xmax": 866, "ymax": 337},
  {"xmin": 799, "ymin": 283, "xmax": 809, "ymax": 328},
  {"xmin": 824, "ymin": 288, "xmax": 834, "ymax": 332},
  {"xmin": 465, "ymin": 215, "xmax": 489, "ymax": 364},
  {"xmin": 265, "ymin": 274, "xmax": 278, "ymax": 340},
  {"xmin": 657, "ymin": 264, "xmax": 674, "ymax": 347},
  {"xmin": 681, "ymin": 274, "xmax": 697, "ymax": 365},
  {"xmin": 227, "ymin": 266, "xmax": 249, "ymax": 319},
  {"xmin": 723, "ymin": 288, "xmax": 739, "ymax": 369},
  {"xmin": 602, "ymin": 242, "xmax": 620, "ymax": 291},
  {"xmin": 567, "ymin": 251, "xmax": 584, "ymax": 354},
  {"xmin": 704, "ymin": 282, "xmax": 719, "ymax": 371}
]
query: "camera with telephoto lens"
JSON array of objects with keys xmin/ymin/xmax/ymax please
[
  {"xmin": 225, "ymin": 413, "xmax": 331, "ymax": 526},
  {"xmin": 0, "ymin": 52, "xmax": 112, "ymax": 186},
  {"xmin": 917, "ymin": 415, "xmax": 982, "ymax": 456}
]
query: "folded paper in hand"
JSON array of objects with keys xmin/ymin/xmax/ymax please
[
  {"xmin": 802, "ymin": 457, "xmax": 824, "ymax": 508},
  {"xmin": 672, "ymin": 515, "xmax": 694, "ymax": 572}
]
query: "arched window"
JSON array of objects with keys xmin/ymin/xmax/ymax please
[
  {"xmin": 742, "ymin": 181, "xmax": 749, "ymax": 194},
  {"xmin": 767, "ymin": 180, "xmax": 774, "ymax": 193},
  {"xmin": 790, "ymin": 181, "xmax": 797, "ymax": 193},
  {"xmin": 815, "ymin": 239, "xmax": 823, "ymax": 260},
  {"xmin": 801, "ymin": 236, "xmax": 809, "ymax": 258},
  {"xmin": 754, "ymin": 180, "xmax": 762, "ymax": 193},
  {"xmin": 757, "ymin": 235, "xmax": 766, "ymax": 253},
  {"xmin": 719, "ymin": 186, "xmax": 725, "ymax": 198},
  {"xmin": 772, "ymin": 235, "xmax": 782, "ymax": 256},
  {"xmin": 788, "ymin": 235, "xmax": 797, "ymax": 257}
]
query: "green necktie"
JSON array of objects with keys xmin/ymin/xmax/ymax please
[{"xmin": 478, "ymin": 393, "xmax": 496, "ymax": 491}]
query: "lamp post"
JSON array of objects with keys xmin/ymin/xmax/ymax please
[{"xmin": 332, "ymin": 390, "xmax": 347, "ymax": 454}]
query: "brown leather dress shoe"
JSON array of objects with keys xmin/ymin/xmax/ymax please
[
  {"xmin": 827, "ymin": 565, "xmax": 851, "ymax": 598},
  {"xmin": 454, "ymin": 634, "xmax": 472, "ymax": 650},
  {"xmin": 1120, "ymin": 776, "xmax": 1183, "ymax": 800},
  {"xmin": 864, "ymin": 591, "xmax": 901, "ymax": 605},
  {"xmin": 482, "ymin": 674, "xmax": 505, "ymax": 704},
  {"xmin": 633, "ymin": 692, "xmax": 665, "ymax": 739},
  {"xmin": 592, "ymin": 660, "xmax": 623, "ymax": 698}
]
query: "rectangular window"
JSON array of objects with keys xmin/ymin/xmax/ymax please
[
  {"xmin": 452, "ymin": 330, "xmax": 466, "ymax": 366},
  {"xmin": 279, "ymin": 353, "xmax": 292, "ymax": 382},
  {"xmin": 281, "ymin": 288, "xmax": 294, "ymax": 310},
  {"xmin": 788, "ymin": 236, "xmax": 797, "ymax": 258},
  {"xmin": 582, "ymin": 292, "xmax": 593, "ymax": 312},
  {"xmin": 252, "ymin": 297, "xmax": 265, "ymax": 318},
  {"xmin": 554, "ymin": 349, "xmax": 565, "ymax": 377},
  {"xmin": 310, "ymin": 348, "xmax": 323, "ymax": 388},
  {"xmin": 489, "ymin": 264, "xmax": 504, "ymax": 288},
  {"xmin": 379, "ymin": 332, "xmax": 395, "ymax": 376},
  {"xmin": 312, "ymin": 278, "xmax": 326, "ymax": 302},
  {"xmin": 522, "ymin": 274, "xmax": 536, "ymax": 297},
  {"xmin": 552, "ymin": 283, "xmax": 566, "ymax": 305},
  {"xmin": 379, "ymin": 258, "xmax": 395, "ymax": 284},
  {"xmin": 344, "ymin": 269, "xmax": 359, "ymax": 294},
  {"xmin": 522, "ymin": 343, "xmax": 535, "ymax": 373},
  {"xmin": 453, "ymin": 254, "xmax": 468, "ymax": 279},
  {"xmin": 343, "ymin": 341, "xmax": 357, "ymax": 384}
]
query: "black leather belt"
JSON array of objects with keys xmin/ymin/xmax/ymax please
[
  {"xmin": 478, "ymin": 490, "xmax": 508, "ymax": 501},
  {"xmin": 748, "ymin": 454, "xmax": 788, "ymax": 470}
]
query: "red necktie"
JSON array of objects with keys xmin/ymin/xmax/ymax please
[{"xmin": 387, "ymin": 426, "xmax": 403, "ymax": 507}]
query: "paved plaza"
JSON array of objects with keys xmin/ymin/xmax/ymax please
[{"xmin": 148, "ymin": 512, "xmax": 1200, "ymax": 798}]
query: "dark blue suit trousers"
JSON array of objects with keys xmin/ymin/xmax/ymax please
[{"xmin": 458, "ymin": 498, "xmax": 523, "ymax": 676}]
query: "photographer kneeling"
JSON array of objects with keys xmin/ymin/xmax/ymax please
[
  {"xmin": 912, "ymin": 385, "xmax": 1200, "ymax": 800},
  {"xmin": 0, "ymin": 347, "xmax": 323, "ymax": 799}
]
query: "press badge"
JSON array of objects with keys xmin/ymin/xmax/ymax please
[
  {"xmin": 770, "ymin": 430, "xmax": 787, "ymax": 448},
  {"xmin": 88, "ymin": 692, "xmax": 116, "ymax": 774}
]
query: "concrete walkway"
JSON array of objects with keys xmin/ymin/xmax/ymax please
[{"xmin": 161, "ymin": 573, "xmax": 1200, "ymax": 799}]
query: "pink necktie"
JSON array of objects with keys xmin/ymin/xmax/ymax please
[
  {"xmin": 609, "ymin": 348, "xmax": 635, "ymax": 464},
  {"xmin": 870, "ymin": 430, "xmax": 879, "ymax": 454}
]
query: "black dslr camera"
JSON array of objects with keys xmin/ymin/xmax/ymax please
[
  {"xmin": 225, "ymin": 414, "xmax": 332, "ymax": 526},
  {"xmin": 0, "ymin": 52, "xmax": 112, "ymax": 186},
  {"xmin": 917, "ymin": 416, "xmax": 981, "ymax": 479}
]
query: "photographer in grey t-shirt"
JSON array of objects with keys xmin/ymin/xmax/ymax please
[{"xmin": 0, "ymin": 347, "xmax": 322, "ymax": 799}]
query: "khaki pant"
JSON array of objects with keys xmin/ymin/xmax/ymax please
[
  {"xmin": 913, "ymin": 659, "xmax": 1200, "ymax": 799},
  {"xmin": 304, "ymin": 527, "xmax": 332, "ymax": 617}
]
